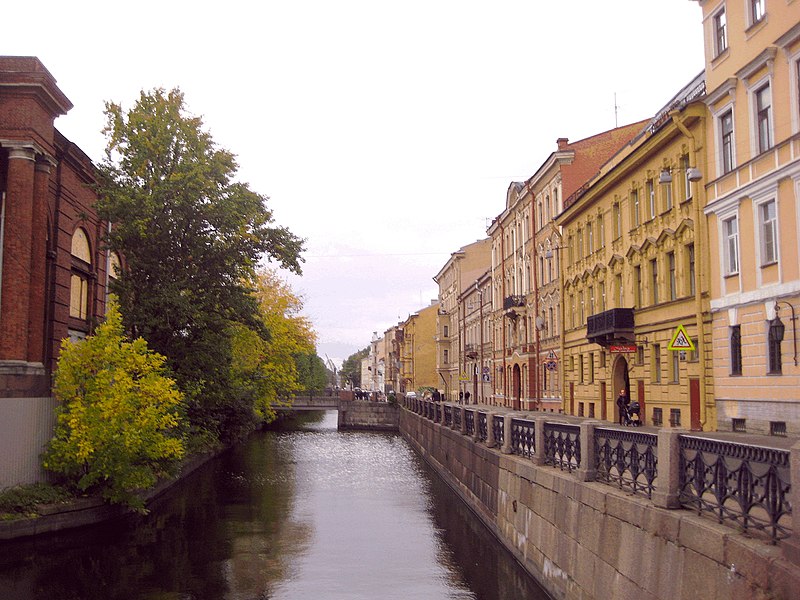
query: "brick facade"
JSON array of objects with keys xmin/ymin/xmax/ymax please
[{"xmin": 0, "ymin": 56, "xmax": 111, "ymax": 397}]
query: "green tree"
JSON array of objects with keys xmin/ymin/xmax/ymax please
[
  {"xmin": 43, "ymin": 300, "xmax": 185, "ymax": 511},
  {"xmin": 340, "ymin": 347, "xmax": 368, "ymax": 388},
  {"xmin": 295, "ymin": 352, "xmax": 329, "ymax": 392},
  {"xmin": 229, "ymin": 268, "xmax": 316, "ymax": 422},
  {"xmin": 96, "ymin": 88, "xmax": 304, "ymax": 442}
]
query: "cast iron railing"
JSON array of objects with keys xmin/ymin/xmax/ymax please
[
  {"xmin": 595, "ymin": 428, "xmax": 658, "ymax": 499},
  {"xmin": 544, "ymin": 423, "xmax": 581, "ymax": 472},
  {"xmin": 443, "ymin": 404, "xmax": 453, "ymax": 427},
  {"xmin": 511, "ymin": 418, "xmax": 535, "ymax": 459},
  {"xmin": 492, "ymin": 415, "xmax": 505, "ymax": 447},
  {"xmin": 435, "ymin": 403, "xmax": 442, "ymax": 423},
  {"xmin": 453, "ymin": 407, "xmax": 461, "ymax": 430},
  {"xmin": 465, "ymin": 409, "xmax": 475, "ymax": 436},
  {"xmin": 679, "ymin": 435, "xmax": 792, "ymax": 544},
  {"xmin": 477, "ymin": 412, "xmax": 489, "ymax": 443}
]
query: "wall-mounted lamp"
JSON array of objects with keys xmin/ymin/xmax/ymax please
[
  {"xmin": 774, "ymin": 301, "xmax": 798, "ymax": 366},
  {"xmin": 659, "ymin": 166, "xmax": 703, "ymax": 184}
]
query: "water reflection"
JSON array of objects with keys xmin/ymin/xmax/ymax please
[{"xmin": 0, "ymin": 410, "xmax": 548, "ymax": 599}]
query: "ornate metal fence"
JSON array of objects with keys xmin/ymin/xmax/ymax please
[
  {"xmin": 453, "ymin": 406, "xmax": 462, "ymax": 430},
  {"xmin": 543, "ymin": 423, "xmax": 581, "ymax": 472},
  {"xmin": 443, "ymin": 404, "xmax": 452, "ymax": 427},
  {"xmin": 464, "ymin": 409, "xmax": 475, "ymax": 436},
  {"xmin": 595, "ymin": 428, "xmax": 658, "ymax": 498},
  {"xmin": 492, "ymin": 415, "xmax": 505, "ymax": 447},
  {"xmin": 477, "ymin": 412, "xmax": 488, "ymax": 443},
  {"xmin": 679, "ymin": 436, "xmax": 792, "ymax": 544},
  {"xmin": 435, "ymin": 403, "xmax": 442, "ymax": 423},
  {"xmin": 511, "ymin": 418, "xmax": 535, "ymax": 459}
]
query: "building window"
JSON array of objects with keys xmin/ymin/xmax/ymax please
[
  {"xmin": 759, "ymin": 199, "xmax": 777, "ymax": 265},
  {"xmin": 653, "ymin": 343, "xmax": 662, "ymax": 383},
  {"xmin": 720, "ymin": 110, "xmax": 734, "ymax": 174},
  {"xmin": 567, "ymin": 234, "xmax": 574, "ymax": 265},
  {"xmin": 637, "ymin": 346, "xmax": 645, "ymax": 365},
  {"xmin": 672, "ymin": 352, "xmax": 680, "ymax": 383},
  {"xmin": 730, "ymin": 325, "xmax": 742, "ymax": 375},
  {"xmin": 579, "ymin": 354, "xmax": 584, "ymax": 383},
  {"xmin": 669, "ymin": 409, "xmax": 682, "ymax": 427},
  {"xmin": 577, "ymin": 228, "xmax": 583, "ymax": 260},
  {"xmin": 70, "ymin": 228, "xmax": 92, "ymax": 321},
  {"xmin": 768, "ymin": 317, "xmax": 784, "ymax": 374},
  {"xmin": 750, "ymin": 0, "xmax": 765, "ymax": 25},
  {"xmin": 613, "ymin": 202, "xmax": 621, "ymax": 238},
  {"xmin": 600, "ymin": 283, "xmax": 606, "ymax": 312},
  {"xmin": 652, "ymin": 407, "xmax": 663, "ymax": 426},
  {"xmin": 588, "ymin": 352, "xmax": 594, "ymax": 383},
  {"xmin": 714, "ymin": 8, "xmax": 727, "ymax": 57},
  {"xmin": 633, "ymin": 266, "xmax": 641, "ymax": 308},
  {"xmin": 663, "ymin": 179, "xmax": 673, "ymax": 212},
  {"xmin": 755, "ymin": 84, "xmax": 772, "ymax": 153},
  {"xmin": 443, "ymin": 325, "xmax": 449, "ymax": 338},
  {"xmin": 687, "ymin": 244, "xmax": 696, "ymax": 296},
  {"xmin": 598, "ymin": 214, "xmax": 605, "ymax": 248},
  {"xmin": 668, "ymin": 252, "xmax": 676, "ymax": 301},
  {"xmin": 647, "ymin": 179, "xmax": 655, "ymax": 219},
  {"xmin": 579, "ymin": 293, "xmax": 585, "ymax": 325},
  {"xmin": 615, "ymin": 274, "xmax": 623, "ymax": 307},
  {"xmin": 681, "ymin": 154, "xmax": 692, "ymax": 201},
  {"xmin": 632, "ymin": 188, "xmax": 640, "ymax": 227},
  {"xmin": 587, "ymin": 221, "xmax": 594, "ymax": 254},
  {"xmin": 723, "ymin": 216, "xmax": 739, "ymax": 275},
  {"xmin": 443, "ymin": 349, "xmax": 449, "ymax": 364},
  {"xmin": 650, "ymin": 258, "xmax": 659, "ymax": 305},
  {"xmin": 588, "ymin": 286, "xmax": 595, "ymax": 316},
  {"xmin": 600, "ymin": 350, "xmax": 606, "ymax": 368}
]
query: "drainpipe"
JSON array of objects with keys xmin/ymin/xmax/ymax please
[
  {"xmin": 0, "ymin": 191, "xmax": 5, "ymax": 316},
  {"xmin": 670, "ymin": 108, "xmax": 709, "ymax": 430}
]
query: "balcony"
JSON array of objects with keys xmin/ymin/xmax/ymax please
[
  {"xmin": 503, "ymin": 295, "xmax": 526, "ymax": 310},
  {"xmin": 586, "ymin": 308, "xmax": 635, "ymax": 347},
  {"xmin": 464, "ymin": 343, "xmax": 478, "ymax": 359}
]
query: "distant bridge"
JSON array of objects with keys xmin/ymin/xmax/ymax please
[{"xmin": 274, "ymin": 394, "xmax": 399, "ymax": 431}]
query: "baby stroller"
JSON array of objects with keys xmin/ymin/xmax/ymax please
[{"xmin": 627, "ymin": 401, "xmax": 641, "ymax": 426}]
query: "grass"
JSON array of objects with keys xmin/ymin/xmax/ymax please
[{"xmin": 0, "ymin": 483, "xmax": 75, "ymax": 520}]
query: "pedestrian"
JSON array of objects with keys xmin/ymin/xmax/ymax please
[
  {"xmin": 464, "ymin": 391, "xmax": 471, "ymax": 404},
  {"xmin": 616, "ymin": 389, "xmax": 629, "ymax": 425}
]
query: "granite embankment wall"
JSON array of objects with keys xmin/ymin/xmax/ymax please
[
  {"xmin": 337, "ymin": 400, "xmax": 399, "ymax": 431},
  {"xmin": 399, "ymin": 408, "xmax": 800, "ymax": 600}
]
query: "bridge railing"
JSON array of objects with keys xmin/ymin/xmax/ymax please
[{"xmin": 399, "ymin": 396, "xmax": 796, "ymax": 547}]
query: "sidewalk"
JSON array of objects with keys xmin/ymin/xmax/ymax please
[{"xmin": 446, "ymin": 401, "xmax": 800, "ymax": 450}]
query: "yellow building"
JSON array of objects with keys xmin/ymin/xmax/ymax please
[
  {"xmin": 434, "ymin": 238, "xmax": 492, "ymax": 402},
  {"xmin": 694, "ymin": 0, "xmax": 800, "ymax": 434},
  {"xmin": 400, "ymin": 301, "xmax": 439, "ymax": 394},
  {"xmin": 557, "ymin": 74, "xmax": 714, "ymax": 430}
]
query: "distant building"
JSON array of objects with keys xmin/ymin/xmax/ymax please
[
  {"xmin": 434, "ymin": 238, "xmax": 492, "ymax": 403},
  {"xmin": 694, "ymin": 0, "xmax": 800, "ymax": 434},
  {"xmin": 400, "ymin": 301, "xmax": 439, "ymax": 394},
  {"xmin": 0, "ymin": 57, "xmax": 116, "ymax": 486}
]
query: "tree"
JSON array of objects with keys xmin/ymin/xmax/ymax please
[
  {"xmin": 43, "ymin": 299, "xmax": 185, "ymax": 511},
  {"xmin": 229, "ymin": 268, "xmax": 316, "ymax": 421},
  {"xmin": 340, "ymin": 347, "xmax": 369, "ymax": 388},
  {"xmin": 96, "ymin": 88, "xmax": 304, "ymax": 442}
]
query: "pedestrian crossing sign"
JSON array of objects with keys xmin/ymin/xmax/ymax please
[{"xmin": 668, "ymin": 324, "xmax": 695, "ymax": 351}]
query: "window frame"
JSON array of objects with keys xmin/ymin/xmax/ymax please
[
  {"xmin": 758, "ymin": 198, "xmax": 778, "ymax": 266},
  {"xmin": 713, "ymin": 7, "xmax": 728, "ymax": 58},
  {"xmin": 723, "ymin": 215, "xmax": 740, "ymax": 276},
  {"xmin": 754, "ymin": 82, "xmax": 772, "ymax": 154},
  {"xmin": 730, "ymin": 324, "xmax": 742, "ymax": 375},
  {"xmin": 749, "ymin": 0, "xmax": 765, "ymax": 27},
  {"xmin": 720, "ymin": 109, "xmax": 735, "ymax": 174}
]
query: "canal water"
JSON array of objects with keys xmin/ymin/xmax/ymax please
[{"xmin": 0, "ymin": 411, "xmax": 549, "ymax": 599}]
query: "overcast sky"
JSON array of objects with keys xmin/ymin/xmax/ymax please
[{"xmin": 6, "ymin": 1, "xmax": 705, "ymax": 365}]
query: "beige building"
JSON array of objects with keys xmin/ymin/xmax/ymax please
[
  {"xmin": 557, "ymin": 74, "xmax": 713, "ymax": 429},
  {"xmin": 400, "ymin": 301, "xmax": 439, "ymax": 394},
  {"xmin": 434, "ymin": 238, "xmax": 492, "ymax": 402},
  {"xmin": 458, "ymin": 270, "xmax": 492, "ymax": 403},
  {"xmin": 695, "ymin": 0, "xmax": 800, "ymax": 434}
]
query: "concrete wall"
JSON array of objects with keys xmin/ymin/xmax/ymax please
[
  {"xmin": 338, "ymin": 400, "xmax": 399, "ymax": 431},
  {"xmin": 0, "ymin": 396, "xmax": 56, "ymax": 487},
  {"xmin": 400, "ymin": 408, "xmax": 800, "ymax": 600}
]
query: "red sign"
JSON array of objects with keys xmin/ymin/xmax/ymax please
[{"xmin": 610, "ymin": 344, "xmax": 637, "ymax": 353}]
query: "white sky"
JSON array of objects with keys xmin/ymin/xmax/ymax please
[{"xmin": 6, "ymin": 0, "xmax": 705, "ymax": 365}]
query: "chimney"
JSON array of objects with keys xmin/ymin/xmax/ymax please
[{"xmin": 557, "ymin": 137, "xmax": 569, "ymax": 150}]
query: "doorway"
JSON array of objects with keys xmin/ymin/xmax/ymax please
[
  {"xmin": 512, "ymin": 364, "xmax": 521, "ymax": 410},
  {"xmin": 612, "ymin": 356, "xmax": 630, "ymax": 423}
]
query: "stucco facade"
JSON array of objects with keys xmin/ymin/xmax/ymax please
[
  {"xmin": 400, "ymin": 301, "xmax": 439, "ymax": 393},
  {"xmin": 558, "ymin": 74, "xmax": 714, "ymax": 429},
  {"xmin": 695, "ymin": 0, "xmax": 800, "ymax": 434}
]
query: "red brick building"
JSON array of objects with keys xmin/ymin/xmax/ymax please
[{"xmin": 0, "ymin": 57, "xmax": 114, "ymax": 485}]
